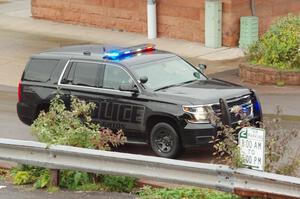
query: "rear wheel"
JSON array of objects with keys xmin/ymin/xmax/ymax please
[{"xmin": 150, "ymin": 122, "xmax": 181, "ymax": 158}]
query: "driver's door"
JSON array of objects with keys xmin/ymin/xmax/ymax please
[{"xmin": 99, "ymin": 64, "xmax": 147, "ymax": 142}]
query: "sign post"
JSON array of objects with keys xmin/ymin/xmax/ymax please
[{"xmin": 238, "ymin": 127, "xmax": 265, "ymax": 171}]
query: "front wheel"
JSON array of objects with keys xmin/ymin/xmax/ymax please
[{"xmin": 150, "ymin": 122, "xmax": 182, "ymax": 158}]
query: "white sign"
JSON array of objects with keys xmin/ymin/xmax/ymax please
[
  {"xmin": 0, "ymin": 185, "xmax": 6, "ymax": 190},
  {"xmin": 238, "ymin": 127, "xmax": 265, "ymax": 171}
]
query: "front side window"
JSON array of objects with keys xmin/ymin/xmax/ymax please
[
  {"xmin": 103, "ymin": 65, "xmax": 132, "ymax": 90},
  {"xmin": 63, "ymin": 62, "xmax": 100, "ymax": 87},
  {"xmin": 132, "ymin": 57, "xmax": 206, "ymax": 90}
]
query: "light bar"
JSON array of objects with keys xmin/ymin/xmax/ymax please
[{"xmin": 103, "ymin": 44, "xmax": 155, "ymax": 60}]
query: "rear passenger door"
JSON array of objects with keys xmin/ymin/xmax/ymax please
[{"xmin": 59, "ymin": 60, "xmax": 105, "ymax": 120}]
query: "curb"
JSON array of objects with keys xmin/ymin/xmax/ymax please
[
  {"xmin": 0, "ymin": 85, "xmax": 17, "ymax": 93},
  {"xmin": 239, "ymin": 63, "xmax": 300, "ymax": 86},
  {"xmin": 0, "ymin": 161, "xmax": 16, "ymax": 170},
  {"xmin": 137, "ymin": 179, "xmax": 189, "ymax": 189}
]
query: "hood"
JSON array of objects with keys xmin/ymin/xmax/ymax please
[{"xmin": 155, "ymin": 79, "xmax": 251, "ymax": 105}]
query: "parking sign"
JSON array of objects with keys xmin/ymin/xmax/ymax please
[{"xmin": 238, "ymin": 127, "xmax": 265, "ymax": 171}]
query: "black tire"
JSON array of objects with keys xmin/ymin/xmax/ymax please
[{"xmin": 150, "ymin": 122, "xmax": 182, "ymax": 158}]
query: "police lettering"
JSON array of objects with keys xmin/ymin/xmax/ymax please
[
  {"xmin": 99, "ymin": 101, "xmax": 145, "ymax": 124},
  {"xmin": 101, "ymin": 122, "xmax": 126, "ymax": 129}
]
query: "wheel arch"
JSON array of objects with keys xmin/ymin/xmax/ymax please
[
  {"xmin": 35, "ymin": 102, "xmax": 50, "ymax": 118},
  {"xmin": 145, "ymin": 114, "xmax": 182, "ymax": 142}
]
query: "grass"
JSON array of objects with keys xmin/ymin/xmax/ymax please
[
  {"xmin": 138, "ymin": 186, "xmax": 241, "ymax": 199},
  {"xmin": 264, "ymin": 114, "xmax": 300, "ymax": 122},
  {"xmin": 0, "ymin": 168, "xmax": 8, "ymax": 181},
  {"xmin": 250, "ymin": 62, "xmax": 300, "ymax": 72}
]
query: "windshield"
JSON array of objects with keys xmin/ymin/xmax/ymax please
[{"xmin": 131, "ymin": 57, "xmax": 206, "ymax": 90}]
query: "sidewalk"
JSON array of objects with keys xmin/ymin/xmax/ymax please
[
  {"xmin": 0, "ymin": 182, "xmax": 135, "ymax": 199},
  {"xmin": 0, "ymin": 0, "xmax": 244, "ymax": 61}
]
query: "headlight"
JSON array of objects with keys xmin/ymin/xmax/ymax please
[{"xmin": 182, "ymin": 105, "xmax": 213, "ymax": 123}]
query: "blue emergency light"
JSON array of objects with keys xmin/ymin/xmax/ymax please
[{"xmin": 103, "ymin": 44, "xmax": 155, "ymax": 60}]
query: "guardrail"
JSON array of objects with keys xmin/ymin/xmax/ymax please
[{"xmin": 0, "ymin": 138, "xmax": 299, "ymax": 198}]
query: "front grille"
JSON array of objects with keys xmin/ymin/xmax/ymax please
[{"xmin": 212, "ymin": 94, "xmax": 253, "ymax": 123}]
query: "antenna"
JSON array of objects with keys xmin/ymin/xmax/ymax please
[{"xmin": 83, "ymin": 51, "xmax": 91, "ymax": 56}]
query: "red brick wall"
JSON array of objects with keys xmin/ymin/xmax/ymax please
[
  {"xmin": 157, "ymin": 0, "xmax": 205, "ymax": 42},
  {"xmin": 222, "ymin": 0, "xmax": 300, "ymax": 46},
  {"xmin": 31, "ymin": 0, "xmax": 300, "ymax": 46},
  {"xmin": 31, "ymin": 0, "xmax": 148, "ymax": 33},
  {"xmin": 31, "ymin": 0, "xmax": 205, "ymax": 42}
]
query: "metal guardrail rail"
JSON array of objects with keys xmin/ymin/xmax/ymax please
[{"xmin": 0, "ymin": 138, "xmax": 299, "ymax": 198}]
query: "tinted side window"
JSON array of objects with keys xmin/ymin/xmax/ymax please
[
  {"xmin": 65, "ymin": 62, "xmax": 100, "ymax": 87},
  {"xmin": 24, "ymin": 59, "xmax": 59, "ymax": 82},
  {"xmin": 103, "ymin": 65, "xmax": 132, "ymax": 90}
]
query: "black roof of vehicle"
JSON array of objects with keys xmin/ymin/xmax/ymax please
[{"xmin": 37, "ymin": 44, "xmax": 176, "ymax": 67}]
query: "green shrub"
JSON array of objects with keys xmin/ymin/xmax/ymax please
[
  {"xmin": 10, "ymin": 94, "xmax": 129, "ymax": 190},
  {"xmin": 12, "ymin": 171, "xmax": 33, "ymax": 185},
  {"xmin": 263, "ymin": 107, "xmax": 300, "ymax": 175},
  {"xmin": 59, "ymin": 170, "xmax": 92, "ymax": 190},
  {"xmin": 210, "ymin": 105, "xmax": 300, "ymax": 176},
  {"xmin": 31, "ymin": 94, "xmax": 126, "ymax": 149},
  {"xmin": 33, "ymin": 169, "xmax": 50, "ymax": 189},
  {"xmin": 248, "ymin": 14, "xmax": 300, "ymax": 70},
  {"xmin": 209, "ymin": 106, "xmax": 248, "ymax": 168},
  {"xmin": 138, "ymin": 186, "xmax": 240, "ymax": 199},
  {"xmin": 73, "ymin": 183, "xmax": 104, "ymax": 192},
  {"xmin": 0, "ymin": 168, "xmax": 9, "ymax": 181},
  {"xmin": 102, "ymin": 175, "xmax": 137, "ymax": 193},
  {"xmin": 11, "ymin": 165, "xmax": 46, "ymax": 185}
]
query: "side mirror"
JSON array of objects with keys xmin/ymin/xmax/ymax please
[
  {"xmin": 140, "ymin": 76, "xmax": 148, "ymax": 84},
  {"xmin": 193, "ymin": 72, "xmax": 201, "ymax": 79},
  {"xmin": 198, "ymin": 64, "xmax": 207, "ymax": 73},
  {"xmin": 119, "ymin": 83, "xmax": 139, "ymax": 93}
]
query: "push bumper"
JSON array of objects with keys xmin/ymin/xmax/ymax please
[{"xmin": 180, "ymin": 116, "xmax": 261, "ymax": 148}]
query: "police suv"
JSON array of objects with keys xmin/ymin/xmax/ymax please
[{"xmin": 17, "ymin": 44, "xmax": 262, "ymax": 158}]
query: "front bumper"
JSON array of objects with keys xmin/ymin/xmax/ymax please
[
  {"xmin": 180, "ymin": 123, "xmax": 217, "ymax": 148},
  {"xmin": 180, "ymin": 116, "xmax": 261, "ymax": 148},
  {"xmin": 180, "ymin": 91, "xmax": 263, "ymax": 148}
]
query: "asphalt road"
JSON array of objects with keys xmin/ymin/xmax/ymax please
[
  {"xmin": 0, "ymin": 85, "xmax": 214, "ymax": 163},
  {"xmin": 0, "ymin": 182, "xmax": 136, "ymax": 199},
  {"xmin": 0, "ymin": 29, "xmax": 88, "ymax": 87},
  {"xmin": 0, "ymin": 27, "xmax": 299, "ymax": 163},
  {"xmin": 0, "ymin": 20, "xmax": 299, "ymax": 198},
  {"xmin": 0, "ymin": 28, "xmax": 215, "ymax": 163},
  {"xmin": 1, "ymin": 86, "xmax": 299, "ymax": 164},
  {"xmin": 209, "ymin": 69, "xmax": 300, "ymax": 116},
  {"xmin": 0, "ymin": 88, "xmax": 31, "ymax": 141}
]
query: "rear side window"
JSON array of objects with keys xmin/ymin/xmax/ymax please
[
  {"xmin": 24, "ymin": 58, "xmax": 59, "ymax": 82},
  {"xmin": 62, "ymin": 62, "xmax": 102, "ymax": 87}
]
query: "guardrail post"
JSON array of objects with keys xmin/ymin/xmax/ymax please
[{"xmin": 50, "ymin": 169, "xmax": 60, "ymax": 187}]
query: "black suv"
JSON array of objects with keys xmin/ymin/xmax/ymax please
[{"xmin": 17, "ymin": 44, "xmax": 262, "ymax": 158}]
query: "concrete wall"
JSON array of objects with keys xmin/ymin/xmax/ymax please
[{"xmin": 31, "ymin": 0, "xmax": 300, "ymax": 46}]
